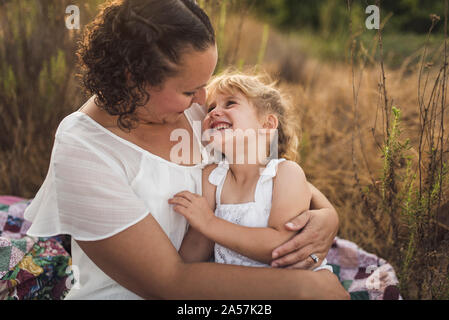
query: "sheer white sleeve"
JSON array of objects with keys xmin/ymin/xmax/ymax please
[{"xmin": 24, "ymin": 132, "xmax": 150, "ymax": 241}]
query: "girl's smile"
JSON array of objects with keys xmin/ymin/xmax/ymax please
[{"xmin": 209, "ymin": 121, "xmax": 233, "ymax": 131}]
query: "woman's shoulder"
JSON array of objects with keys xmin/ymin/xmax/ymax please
[
  {"xmin": 55, "ymin": 111, "xmax": 138, "ymax": 155},
  {"xmin": 56, "ymin": 97, "xmax": 121, "ymax": 143},
  {"xmin": 52, "ymin": 110, "xmax": 144, "ymax": 182},
  {"xmin": 55, "ymin": 111, "xmax": 102, "ymax": 142}
]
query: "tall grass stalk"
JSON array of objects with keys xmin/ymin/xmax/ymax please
[
  {"xmin": 256, "ymin": 24, "xmax": 270, "ymax": 69},
  {"xmin": 215, "ymin": 0, "xmax": 228, "ymax": 72},
  {"xmin": 349, "ymin": 0, "xmax": 449, "ymax": 299}
]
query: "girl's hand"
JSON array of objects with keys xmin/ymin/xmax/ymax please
[
  {"xmin": 169, "ymin": 191, "xmax": 215, "ymax": 232},
  {"xmin": 271, "ymin": 207, "xmax": 338, "ymax": 269}
]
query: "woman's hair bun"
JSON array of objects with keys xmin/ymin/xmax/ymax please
[
  {"xmin": 78, "ymin": 0, "xmax": 216, "ymax": 131},
  {"xmin": 111, "ymin": 3, "xmax": 161, "ymax": 43},
  {"xmin": 126, "ymin": 9, "xmax": 163, "ymax": 41}
]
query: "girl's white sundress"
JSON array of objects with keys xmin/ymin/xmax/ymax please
[{"xmin": 208, "ymin": 158, "xmax": 333, "ymax": 272}]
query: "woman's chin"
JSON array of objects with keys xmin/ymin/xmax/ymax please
[{"xmin": 166, "ymin": 111, "xmax": 186, "ymax": 123}]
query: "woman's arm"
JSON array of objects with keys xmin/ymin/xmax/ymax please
[
  {"xmin": 179, "ymin": 226, "xmax": 214, "ymax": 263},
  {"xmin": 171, "ymin": 161, "xmax": 311, "ymax": 264},
  {"xmin": 271, "ymin": 183, "xmax": 339, "ymax": 269},
  {"xmin": 77, "ymin": 211, "xmax": 349, "ymax": 299}
]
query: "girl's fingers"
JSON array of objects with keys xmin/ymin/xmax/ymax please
[
  {"xmin": 174, "ymin": 191, "xmax": 196, "ymax": 201},
  {"xmin": 284, "ymin": 210, "xmax": 311, "ymax": 231},
  {"xmin": 172, "ymin": 205, "xmax": 189, "ymax": 217},
  {"xmin": 168, "ymin": 197, "xmax": 191, "ymax": 208}
]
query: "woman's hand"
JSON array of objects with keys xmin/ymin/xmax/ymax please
[
  {"xmin": 271, "ymin": 183, "xmax": 339, "ymax": 270},
  {"xmin": 169, "ymin": 191, "xmax": 215, "ymax": 232}
]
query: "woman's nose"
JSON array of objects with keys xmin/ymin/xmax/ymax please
[{"xmin": 192, "ymin": 88, "xmax": 206, "ymax": 106}]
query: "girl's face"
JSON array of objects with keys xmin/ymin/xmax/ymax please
[
  {"xmin": 203, "ymin": 90, "xmax": 270, "ymax": 159},
  {"xmin": 136, "ymin": 45, "xmax": 218, "ymax": 124},
  {"xmin": 203, "ymin": 90, "xmax": 262, "ymax": 132}
]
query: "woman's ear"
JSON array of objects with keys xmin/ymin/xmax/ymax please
[{"xmin": 263, "ymin": 114, "xmax": 279, "ymax": 130}]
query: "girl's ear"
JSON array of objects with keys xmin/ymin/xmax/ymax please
[{"xmin": 263, "ymin": 114, "xmax": 279, "ymax": 130}]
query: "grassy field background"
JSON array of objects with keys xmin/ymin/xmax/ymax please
[{"xmin": 0, "ymin": 0, "xmax": 448, "ymax": 299}]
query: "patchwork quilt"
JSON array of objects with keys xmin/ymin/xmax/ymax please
[
  {"xmin": 0, "ymin": 196, "xmax": 71, "ymax": 300},
  {"xmin": 0, "ymin": 196, "xmax": 402, "ymax": 300}
]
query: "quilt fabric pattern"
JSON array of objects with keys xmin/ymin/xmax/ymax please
[{"xmin": 0, "ymin": 196, "xmax": 402, "ymax": 300}]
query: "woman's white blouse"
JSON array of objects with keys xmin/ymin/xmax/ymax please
[{"xmin": 24, "ymin": 99, "xmax": 208, "ymax": 299}]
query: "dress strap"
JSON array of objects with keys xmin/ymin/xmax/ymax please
[
  {"xmin": 208, "ymin": 161, "xmax": 230, "ymax": 206},
  {"xmin": 255, "ymin": 158, "xmax": 286, "ymax": 204},
  {"xmin": 259, "ymin": 158, "xmax": 286, "ymax": 183}
]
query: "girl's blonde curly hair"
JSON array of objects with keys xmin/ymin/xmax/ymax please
[{"xmin": 206, "ymin": 69, "xmax": 300, "ymax": 162}]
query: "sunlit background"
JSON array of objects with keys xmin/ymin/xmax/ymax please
[{"xmin": 0, "ymin": 0, "xmax": 448, "ymax": 299}]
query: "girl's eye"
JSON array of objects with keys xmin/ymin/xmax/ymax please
[
  {"xmin": 226, "ymin": 101, "xmax": 237, "ymax": 108},
  {"xmin": 184, "ymin": 92, "xmax": 195, "ymax": 97},
  {"xmin": 207, "ymin": 105, "xmax": 215, "ymax": 113}
]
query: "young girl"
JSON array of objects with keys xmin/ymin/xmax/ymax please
[{"xmin": 169, "ymin": 71, "xmax": 332, "ymax": 272}]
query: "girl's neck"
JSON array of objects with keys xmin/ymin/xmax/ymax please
[
  {"xmin": 222, "ymin": 145, "xmax": 271, "ymax": 184},
  {"xmin": 228, "ymin": 163, "xmax": 264, "ymax": 185}
]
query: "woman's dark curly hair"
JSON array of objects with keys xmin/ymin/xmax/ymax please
[{"xmin": 77, "ymin": 0, "xmax": 216, "ymax": 131}]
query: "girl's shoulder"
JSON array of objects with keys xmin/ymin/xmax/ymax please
[
  {"xmin": 203, "ymin": 163, "xmax": 219, "ymax": 175},
  {"xmin": 276, "ymin": 159, "xmax": 305, "ymax": 174},
  {"xmin": 269, "ymin": 159, "xmax": 311, "ymax": 217},
  {"xmin": 202, "ymin": 163, "xmax": 221, "ymax": 188},
  {"xmin": 272, "ymin": 159, "xmax": 307, "ymax": 185},
  {"xmin": 201, "ymin": 163, "xmax": 220, "ymax": 206}
]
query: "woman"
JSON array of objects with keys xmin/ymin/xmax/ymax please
[{"xmin": 24, "ymin": 0, "xmax": 347, "ymax": 299}]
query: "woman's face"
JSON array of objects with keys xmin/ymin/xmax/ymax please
[{"xmin": 138, "ymin": 45, "xmax": 218, "ymax": 124}]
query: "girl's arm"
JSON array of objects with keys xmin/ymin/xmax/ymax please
[
  {"xmin": 178, "ymin": 164, "xmax": 217, "ymax": 263},
  {"xmin": 170, "ymin": 161, "xmax": 311, "ymax": 265},
  {"xmin": 271, "ymin": 183, "xmax": 339, "ymax": 269},
  {"xmin": 76, "ymin": 210, "xmax": 349, "ymax": 299}
]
